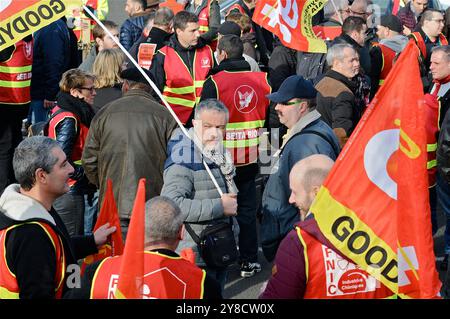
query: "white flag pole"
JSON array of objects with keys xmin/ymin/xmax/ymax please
[{"xmin": 83, "ymin": 6, "xmax": 224, "ymax": 196}]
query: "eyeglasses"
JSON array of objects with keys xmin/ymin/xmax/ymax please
[
  {"xmin": 431, "ymin": 19, "xmax": 445, "ymax": 24},
  {"xmin": 78, "ymin": 86, "xmax": 95, "ymax": 92}
]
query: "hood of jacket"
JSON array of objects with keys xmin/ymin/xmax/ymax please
[
  {"xmin": 380, "ymin": 35, "xmax": 409, "ymax": 53},
  {"xmin": 208, "ymin": 57, "xmax": 250, "ymax": 76},
  {"xmin": 0, "ymin": 184, "xmax": 56, "ymax": 229}
]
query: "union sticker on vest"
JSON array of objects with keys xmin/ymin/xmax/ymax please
[{"xmin": 322, "ymin": 245, "xmax": 378, "ymax": 296}]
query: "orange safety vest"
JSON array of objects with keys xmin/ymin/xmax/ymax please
[
  {"xmin": 198, "ymin": 0, "xmax": 218, "ymax": 51},
  {"xmin": 372, "ymin": 42, "xmax": 397, "ymax": 86},
  {"xmin": 90, "ymin": 251, "xmax": 206, "ymax": 299},
  {"xmin": 160, "ymin": 45, "xmax": 213, "ymax": 124},
  {"xmin": 0, "ymin": 39, "xmax": 33, "ymax": 105},
  {"xmin": 47, "ymin": 106, "xmax": 90, "ymax": 186},
  {"xmin": 211, "ymin": 70, "xmax": 271, "ymax": 166},
  {"xmin": 296, "ymin": 226, "xmax": 394, "ymax": 299},
  {"xmin": 312, "ymin": 25, "xmax": 342, "ymax": 41},
  {"xmin": 0, "ymin": 222, "xmax": 66, "ymax": 299},
  {"xmin": 410, "ymin": 32, "xmax": 449, "ymax": 61}
]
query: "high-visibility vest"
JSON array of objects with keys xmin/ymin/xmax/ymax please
[
  {"xmin": 0, "ymin": 222, "xmax": 66, "ymax": 299},
  {"xmin": 295, "ymin": 226, "xmax": 394, "ymax": 299},
  {"xmin": 424, "ymin": 91, "xmax": 441, "ymax": 187},
  {"xmin": 90, "ymin": 251, "xmax": 206, "ymax": 299},
  {"xmin": 0, "ymin": 39, "xmax": 33, "ymax": 105},
  {"xmin": 70, "ymin": 0, "xmax": 109, "ymax": 43},
  {"xmin": 160, "ymin": 45, "xmax": 213, "ymax": 124},
  {"xmin": 211, "ymin": 70, "xmax": 271, "ymax": 166},
  {"xmin": 47, "ymin": 106, "xmax": 89, "ymax": 186},
  {"xmin": 410, "ymin": 32, "xmax": 449, "ymax": 61},
  {"xmin": 198, "ymin": 0, "xmax": 218, "ymax": 51},
  {"xmin": 312, "ymin": 25, "xmax": 342, "ymax": 41},
  {"xmin": 372, "ymin": 42, "xmax": 397, "ymax": 86}
]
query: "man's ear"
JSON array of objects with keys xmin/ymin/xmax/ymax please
[
  {"xmin": 311, "ymin": 185, "xmax": 321, "ymax": 197},
  {"xmin": 178, "ymin": 225, "xmax": 185, "ymax": 240},
  {"xmin": 35, "ymin": 168, "xmax": 47, "ymax": 185}
]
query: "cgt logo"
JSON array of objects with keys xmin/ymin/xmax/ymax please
[
  {"xmin": 200, "ymin": 57, "xmax": 210, "ymax": 68},
  {"xmin": 0, "ymin": 0, "xmax": 12, "ymax": 13},
  {"xmin": 234, "ymin": 85, "xmax": 258, "ymax": 113}
]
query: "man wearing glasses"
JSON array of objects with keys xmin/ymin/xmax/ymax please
[
  {"xmin": 260, "ymin": 75, "xmax": 340, "ymax": 262},
  {"xmin": 410, "ymin": 9, "xmax": 448, "ymax": 92}
]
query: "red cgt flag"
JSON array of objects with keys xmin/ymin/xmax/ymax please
[
  {"xmin": 252, "ymin": 0, "xmax": 327, "ymax": 53},
  {"xmin": 81, "ymin": 179, "xmax": 124, "ymax": 274},
  {"xmin": 115, "ymin": 179, "xmax": 146, "ymax": 299},
  {"xmin": 309, "ymin": 41, "xmax": 441, "ymax": 298}
]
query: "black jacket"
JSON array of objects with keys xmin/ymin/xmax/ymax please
[
  {"xmin": 92, "ymin": 84, "xmax": 123, "ymax": 113},
  {"xmin": 333, "ymin": 33, "xmax": 371, "ymax": 75},
  {"xmin": 52, "ymin": 92, "xmax": 95, "ymax": 193},
  {"xmin": 64, "ymin": 248, "xmax": 222, "ymax": 299},
  {"xmin": 0, "ymin": 207, "xmax": 97, "ymax": 298},
  {"xmin": 120, "ymin": 14, "xmax": 148, "ymax": 51},
  {"xmin": 185, "ymin": 0, "xmax": 220, "ymax": 44},
  {"xmin": 150, "ymin": 35, "xmax": 216, "ymax": 100},
  {"xmin": 436, "ymin": 84, "xmax": 450, "ymax": 183},
  {"xmin": 128, "ymin": 27, "xmax": 172, "ymax": 66},
  {"xmin": 200, "ymin": 58, "xmax": 260, "ymax": 182}
]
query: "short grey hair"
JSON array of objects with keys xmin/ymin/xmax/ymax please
[
  {"xmin": 326, "ymin": 43, "xmax": 355, "ymax": 66},
  {"xmin": 145, "ymin": 196, "xmax": 184, "ymax": 243},
  {"xmin": 432, "ymin": 45, "xmax": 450, "ymax": 61},
  {"xmin": 13, "ymin": 136, "xmax": 60, "ymax": 191},
  {"xmin": 154, "ymin": 7, "xmax": 174, "ymax": 26},
  {"xmin": 194, "ymin": 99, "xmax": 229, "ymax": 122},
  {"xmin": 324, "ymin": 0, "xmax": 348, "ymax": 20}
]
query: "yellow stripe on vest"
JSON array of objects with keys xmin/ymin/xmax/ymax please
[
  {"xmin": 427, "ymin": 143, "xmax": 437, "ymax": 152},
  {"xmin": 163, "ymin": 86, "xmax": 195, "ymax": 94},
  {"xmin": 296, "ymin": 227, "xmax": 309, "ymax": 283},
  {"xmin": 0, "ymin": 65, "xmax": 32, "ymax": 73},
  {"xmin": 0, "ymin": 286, "xmax": 19, "ymax": 299},
  {"xmin": 227, "ymin": 120, "xmax": 265, "ymax": 129},
  {"xmin": 0, "ymin": 80, "xmax": 31, "ymax": 88},
  {"xmin": 223, "ymin": 137, "xmax": 259, "ymax": 148},
  {"xmin": 164, "ymin": 96, "xmax": 196, "ymax": 108},
  {"xmin": 427, "ymin": 160, "xmax": 437, "ymax": 169}
]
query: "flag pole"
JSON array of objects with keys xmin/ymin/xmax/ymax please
[{"xmin": 83, "ymin": 6, "xmax": 224, "ymax": 196}]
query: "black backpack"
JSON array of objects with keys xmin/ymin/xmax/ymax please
[
  {"xmin": 295, "ymin": 40, "xmax": 331, "ymax": 84},
  {"xmin": 28, "ymin": 109, "xmax": 65, "ymax": 137}
]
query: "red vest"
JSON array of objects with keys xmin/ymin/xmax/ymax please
[
  {"xmin": 0, "ymin": 39, "xmax": 33, "ymax": 105},
  {"xmin": 0, "ymin": 222, "xmax": 66, "ymax": 299},
  {"xmin": 372, "ymin": 42, "xmax": 397, "ymax": 86},
  {"xmin": 47, "ymin": 106, "xmax": 89, "ymax": 186},
  {"xmin": 198, "ymin": 0, "xmax": 218, "ymax": 51},
  {"xmin": 424, "ymin": 91, "xmax": 440, "ymax": 187},
  {"xmin": 410, "ymin": 32, "xmax": 449, "ymax": 60},
  {"xmin": 90, "ymin": 251, "xmax": 206, "ymax": 299},
  {"xmin": 296, "ymin": 226, "xmax": 394, "ymax": 299},
  {"xmin": 160, "ymin": 45, "xmax": 213, "ymax": 124},
  {"xmin": 313, "ymin": 25, "xmax": 342, "ymax": 41},
  {"xmin": 211, "ymin": 70, "xmax": 271, "ymax": 166}
]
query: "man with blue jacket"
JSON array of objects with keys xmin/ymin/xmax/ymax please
[{"xmin": 260, "ymin": 75, "xmax": 341, "ymax": 262}]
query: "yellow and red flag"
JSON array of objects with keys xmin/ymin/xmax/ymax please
[
  {"xmin": 115, "ymin": 178, "xmax": 146, "ymax": 299},
  {"xmin": 252, "ymin": 0, "xmax": 327, "ymax": 53},
  {"xmin": 310, "ymin": 40, "xmax": 442, "ymax": 298},
  {"xmin": 81, "ymin": 179, "xmax": 124, "ymax": 274},
  {"xmin": 0, "ymin": 0, "xmax": 82, "ymax": 51}
]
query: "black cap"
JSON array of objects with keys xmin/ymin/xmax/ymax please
[
  {"xmin": 120, "ymin": 67, "xmax": 153, "ymax": 84},
  {"xmin": 266, "ymin": 75, "xmax": 317, "ymax": 103},
  {"xmin": 379, "ymin": 14, "xmax": 403, "ymax": 33},
  {"xmin": 218, "ymin": 21, "xmax": 241, "ymax": 37}
]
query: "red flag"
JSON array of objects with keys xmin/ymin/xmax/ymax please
[
  {"xmin": 115, "ymin": 179, "xmax": 146, "ymax": 299},
  {"xmin": 80, "ymin": 179, "xmax": 124, "ymax": 274},
  {"xmin": 252, "ymin": 0, "xmax": 327, "ymax": 53},
  {"xmin": 310, "ymin": 41, "xmax": 441, "ymax": 298}
]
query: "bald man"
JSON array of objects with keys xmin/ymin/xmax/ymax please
[{"xmin": 260, "ymin": 154, "xmax": 393, "ymax": 299}]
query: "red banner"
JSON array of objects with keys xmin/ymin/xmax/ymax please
[
  {"xmin": 252, "ymin": 0, "xmax": 327, "ymax": 53},
  {"xmin": 310, "ymin": 41, "xmax": 441, "ymax": 298}
]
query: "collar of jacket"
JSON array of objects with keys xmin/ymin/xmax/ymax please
[
  {"xmin": 124, "ymin": 89, "xmax": 156, "ymax": 101},
  {"xmin": 324, "ymin": 69, "xmax": 358, "ymax": 92},
  {"xmin": 209, "ymin": 57, "xmax": 250, "ymax": 75},
  {"xmin": 56, "ymin": 91, "xmax": 95, "ymax": 127},
  {"xmin": 148, "ymin": 26, "xmax": 172, "ymax": 42},
  {"xmin": 0, "ymin": 184, "xmax": 56, "ymax": 227},
  {"xmin": 338, "ymin": 33, "xmax": 363, "ymax": 49},
  {"xmin": 281, "ymin": 110, "xmax": 322, "ymax": 149},
  {"xmin": 168, "ymin": 34, "xmax": 207, "ymax": 52}
]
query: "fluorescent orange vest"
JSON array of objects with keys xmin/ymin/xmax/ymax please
[
  {"xmin": 198, "ymin": 0, "xmax": 217, "ymax": 51},
  {"xmin": 48, "ymin": 106, "xmax": 89, "ymax": 186},
  {"xmin": 312, "ymin": 25, "xmax": 342, "ymax": 41},
  {"xmin": 0, "ymin": 39, "xmax": 33, "ymax": 105},
  {"xmin": 211, "ymin": 70, "xmax": 271, "ymax": 166},
  {"xmin": 90, "ymin": 251, "xmax": 206, "ymax": 299},
  {"xmin": 296, "ymin": 226, "xmax": 394, "ymax": 299},
  {"xmin": 160, "ymin": 45, "xmax": 213, "ymax": 124},
  {"xmin": 0, "ymin": 222, "xmax": 66, "ymax": 299},
  {"xmin": 372, "ymin": 43, "xmax": 397, "ymax": 86}
]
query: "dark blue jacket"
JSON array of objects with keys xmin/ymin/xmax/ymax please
[
  {"xmin": 120, "ymin": 15, "xmax": 147, "ymax": 51},
  {"xmin": 260, "ymin": 112, "xmax": 340, "ymax": 262},
  {"xmin": 30, "ymin": 19, "xmax": 72, "ymax": 101}
]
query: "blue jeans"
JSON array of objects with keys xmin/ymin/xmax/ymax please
[
  {"xmin": 28, "ymin": 100, "xmax": 49, "ymax": 124},
  {"xmin": 235, "ymin": 178, "xmax": 258, "ymax": 263},
  {"xmin": 437, "ymin": 173, "xmax": 450, "ymax": 255}
]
